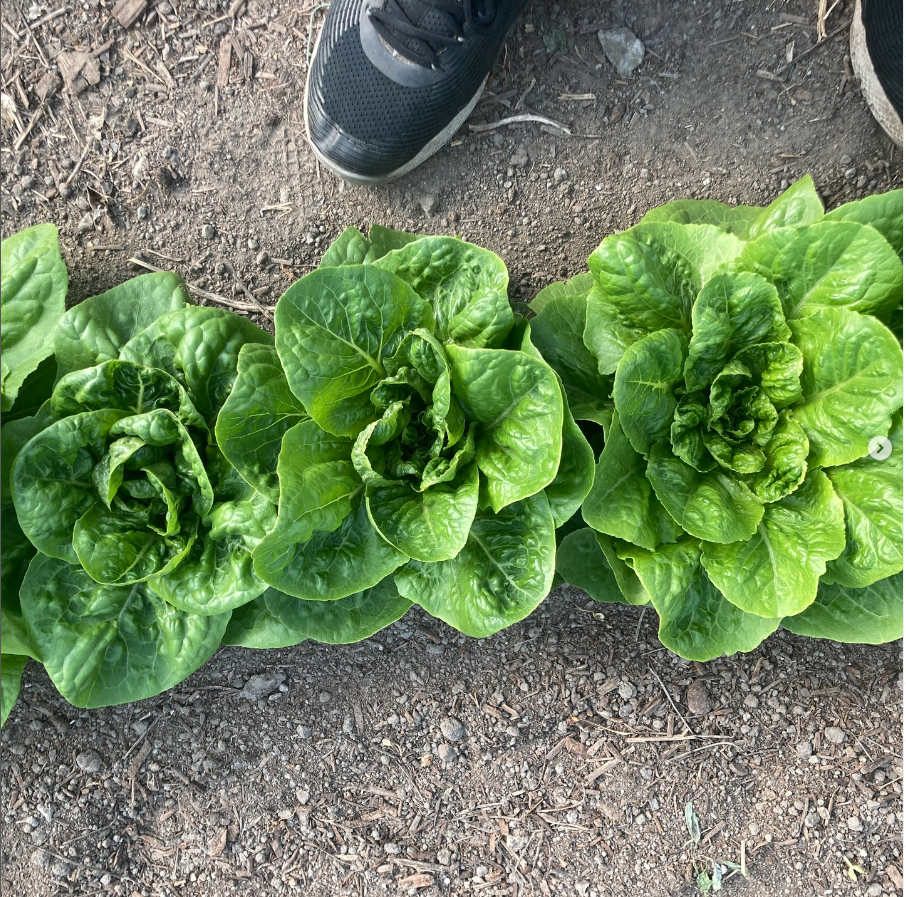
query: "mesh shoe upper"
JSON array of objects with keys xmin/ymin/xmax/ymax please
[
  {"xmin": 861, "ymin": 0, "xmax": 902, "ymax": 117},
  {"xmin": 306, "ymin": 0, "xmax": 531, "ymax": 181}
]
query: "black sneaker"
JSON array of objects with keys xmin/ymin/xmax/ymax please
[
  {"xmin": 305, "ymin": 1, "xmax": 533, "ymax": 185},
  {"xmin": 851, "ymin": 0, "xmax": 903, "ymax": 146}
]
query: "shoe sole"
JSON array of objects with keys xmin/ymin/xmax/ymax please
[
  {"xmin": 850, "ymin": 0, "xmax": 903, "ymax": 147},
  {"xmin": 303, "ymin": 21, "xmax": 488, "ymax": 186}
]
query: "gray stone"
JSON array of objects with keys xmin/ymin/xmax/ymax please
[
  {"xmin": 824, "ymin": 726, "xmax": 845, "ymax": 745},
  {"xmin": 239, "ymin": 673, "xmax": 286, "ymax": 701},
  {"xmin": 598, "ymin": 27, "xmax": 646, "ymax": 77},
  {"xmin": 76, "ymin": 749, "xmax": 102, "ymax": 773},
  {"xmin": 436, "ymin": 743, "xmax": 456, "ymax": 762},
  {"xmin": 617, "ymin": 682, "xmax": 636, "ymax": 701},
  {"xmin": 795, "ymin": 741, "xmax": 813, "ymax": 760},
  {"xmin": 440, "ymin": 716, "xmax": 466, "ymax": 742},
  {"xmin": 685, "ymin": 680, "xmax": 711, "ymax": 715}
]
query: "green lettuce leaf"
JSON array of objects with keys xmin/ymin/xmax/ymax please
[
  {"xmin": 275, "ymin": 266, "xmax": 433, "ymax": 437},
  {"xmin": 613, "ymin": 328, "xmax": 686, "ymax": 456},
  {"xmin": 684, "ymin": 272, "xmax": 789, "ymax": 391},
  {"xmin": 374, "ymin": 236, "xmax": 513, "ymax": 348},
  {"xmin": 1, "ymin": 655, "xmax": 29, "ymax": 726},
  {"xmin": 529, "ymin": 276, "xmax": 613, "ymax": 424},
  {"xmin": 735, "ymin": 221, "xmax": 903, "ymax": 320},
  {"xmin": 781, "ymin": 574, "xmax": 903, "ymax": 644},
  {"xmin": 252, "ymin": 420, "xmax": 406, "ymax": 599},
  {"xmin": 396, "ymin": 492, "xmax": 555, "ymax": 637},
  {"xmin": 215, "ymin": 343, "xmax": 309, "ymax": 503},
  {"xmin": 646, "ymin": 440, "xmax": 764, "ymax": 543},
  {"xmin": 556, "ymin": 528, "xmax": 632, "ymax": 604},
  {"xmin": 823, "ymin": 189, "xmax": 903, "ymax": 257},
  {"xmin": 824, "ymin": 412, "xmax": 903, "ymax": 587},
  {"xmin": 701, "ymin": 470, "xmax": 846, "ymax": 618},
  {"xmin": 20, "ymin": 554, "xmax": 228, "ymax": 708},
  {"xmin": 583, "ymin": 413, "xmax": 681, "ymax": 550},
  {"xmin": 54, "ymin": 272, "xmax": 189, "ymax": 377},
  {"xmin": 120, "ymin": 305, "xmax": 272, "ymax": 424},
  {"xmin": 619, "ymin": 540, "xmax": 781, "ymax": 661},
  {"xmin": 363, "ymin": 224, "xmax": 421, "ymax": 262},
  {"xmin": 790, "ymin": 307, "xmax": 903, "ymax": 466},
  {"xmin": 223, "ymin": 580, "xmax": 412, "ymax": 648},
  {"xmin": 319, "ymin": 226, "xmax": 370, "ymax": 267},
  {"xmin": 1, "ymin": 223, "xmax": 67, "ymax": 411},
  {"xmin": 584, "ymin": 223, "xmax": 744, "ymax": 374},
  {"xmin": 446, "ymin": 344, "xmax": 563, "ymax": 512}
]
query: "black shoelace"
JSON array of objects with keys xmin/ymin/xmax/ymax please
[{"xmin": 369, "ymin": 0, "xmax": 496, "ymax": 69}]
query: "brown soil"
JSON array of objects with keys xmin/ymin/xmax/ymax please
[{"xmin": 1, "ymin": 1, "xmax": 902, "ymax": 896}]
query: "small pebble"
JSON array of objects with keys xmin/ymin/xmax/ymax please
[
  {"xmin": 743, "ymin": 694, "xmax": 759, "ymax": 709},
  {"xmin": 685, "ymin": 680, "xmax": 711, "ymax": 714},
  {"xmin": 824, "ymin": 726, "xmax": 845, "ymax": 745},
  {"xmin": 846, "ymin": 816, "xmax": 863, "ymax": 832},
  {"xmin": 795, "ymin": 741, "xmax": 813, "ymax": 759},
  {"xmin": 202, "ymin": 224, "xmax": 217, "ymax": 240},
  {"xmin": 617, "ymin": 682, "xmax": 636, "ymax": 701},
  {"xmin": 440, "ymin": 716, "xmax": 466, "ymax": 742},
  {"xmin": 76, "ymin": 749, "xmax": 102, "ymax": 773}
]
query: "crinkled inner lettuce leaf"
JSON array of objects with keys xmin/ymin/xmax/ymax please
[
  {"xmin": 223, "ymin": 581, "xmax": 412, "ymax": 648},
  {"xmin": 54, "ymin": 271, "xmax": 190, "ymax": 378},
  {"xmin": 253, "ymin": 420, "xmax": 407, "ymax": 600},
  {"xmin": 585, "ymin": 223, "xmax": 744, "ymax": 374},
  {"xmin": 1, "ymin": 223, "xmax": 67, "ymax": 412},
  {"xmin": 20, "ymin": 554, "xmax": 228, "ymax": 709},
  {"xmin": 373, "ymin": 236, "xmax": 513, "ymax": 348},
  {"xmin": 781, "ymin": 573, "xmax": 903, "ymax": 644},
  {"xmin": 319, "ymin": 226, "xmax": 371, "ymax": 268},
  {"xmin": 120, "ymin": 305, "xmax": 272, "ymax": 425}
]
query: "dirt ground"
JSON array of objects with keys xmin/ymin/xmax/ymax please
[{"xmin": 0, "ymin": 1, "xmax": 903, "ymax": 896}]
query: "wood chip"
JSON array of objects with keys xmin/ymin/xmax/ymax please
[
  {"xmin": 397, "ymin": 873, "xmax": 434, "ymax": 889},
  {"xmin": 112, "ymin": 0, "xmax": 147, "ymax": 28},
  {"xmin": 126, "ymin": 740, "xmax": 153, "ymax": 780},
  {"xmin": 216, "ymin": 38, "xmax": 232, "ymax": 89},
  {"xmin": 57, "ymin": 51, "xmax": 101, "ymax": 95}
]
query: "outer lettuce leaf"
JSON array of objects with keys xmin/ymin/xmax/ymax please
[
  {"xmin": 583, "ymin": 412, "xmax": 680, "ymax": 551},
  {"xmin": 639, "ymin": 176, "xmax": 824, "ymax": 239},
  {"xmin": 824, "ymin": 412, "xmax": 903, "ymax": 587},
  {"xmin": 700, "ymin": 470, "xmax": 846, "ymax": 618},
  {"xmin": 1, "ymin": 224, "xmax": 67, "ymax": 411},
  {"xmin": 215, "ymin": 344, "xmax": 309, "ymax": 503},
  {"xmin": 446, "ymin": 344, "xmax": 563, "ymax": 512},
  {"xmin": 584, "ymin": 223, "xmax": 744, "ymax": 374},
  {"xmin": 54, "ymin": 272, "xmax": 189, "ymax": 377},
  {"xmin": 781, "ymin": 574, "xmax": 903, "ymax": 644},
  {"xmin": 275, "ymin": 266, "xmax": 432, "ymax": 437},
  {"xmin": 395, "ymin": 492, "xmax": 555, "ymax": 637},
  {"xmin": 20, "ymin": 554, "xmax": 228, "ymax": 709},
  {"xmin": 223, "ymin": 581, "xmax": 412, "ymax": 648},
  {"xmin": 374, "ymin": 237, "xmax": 513, "ymax": 348},
  {"xmin": 1, "ymin": 655, "xmax": 29, "ymax": 726},
  {"xmin": 252, "ymin": 420, "xmax": 406, "ymax": 600},
  {"xmin": 823, "ymin": 189, "xmax": 903, "ymax": 257},
  {"xmin": 790, "ymin": 307, "xmax": 903, "ymax": 466},
  {"xmin": 529, "ymin": 276, "xmax": 612, "ymax": 424},
  {"xmin": 363, "ymin": 224, "xmax": 421, "ymax": 263},
  {"xmin": 556, "ymin": 528, "xmax": 633, "ymax": 604},
  {"xmin": 2, "ymin": 355, "xmax": 57, "ymax": 424},
  {"xmin": 619, "ymin": 540, "xmax": 781, "ymax": 660},
  {"xmin": 319, "ymin": 226, "xmax": 370, "ymax": 268},
  {"xmin": 734, "ymin": 222, "xmax": 903, "ymax": 320}
]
